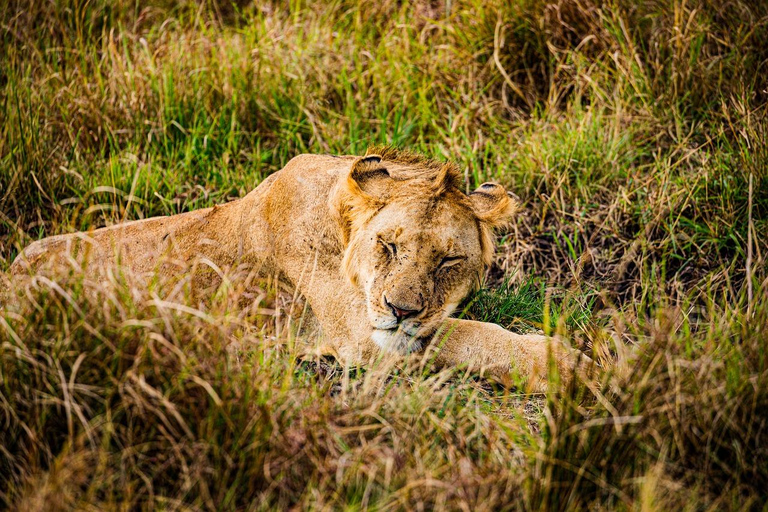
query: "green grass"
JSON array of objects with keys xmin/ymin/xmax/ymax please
[
  {"xmin": 1, "ymin": 0, "xmax": 767, "ymax": 509},
  {"xmin": 466, "ymin": 276, "xmax": 596, "ymax": 333}
]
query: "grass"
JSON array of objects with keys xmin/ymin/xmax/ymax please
[
  {"xmin": 1, "ymin": 0, "xmax": 767, "ymax": 509},
  {"xmin": 464, "ymin": 275, "xmax": 596, "ymax": 333}
]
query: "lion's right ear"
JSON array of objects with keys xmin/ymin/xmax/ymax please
[
  {"xmin": 346, "ymin": 154, "xmax": 392, "ymax": 202},
  {"xmin": 332, "ymin": 155, "xmax": 392, "ymax": 245}
]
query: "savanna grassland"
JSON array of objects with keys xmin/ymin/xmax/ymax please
[{"xmin": 1, "ymin": 0, "xmax": 767, "ymax": 510}]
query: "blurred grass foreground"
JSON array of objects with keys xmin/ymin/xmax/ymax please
[{"xmin": 1, "ymin": 0, "xmax": 767, "ymax": 510}]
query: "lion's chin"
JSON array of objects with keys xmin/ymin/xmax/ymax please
[{"xmin": 371, "ymin": 328, "xmax": 425, "ymax": 355}]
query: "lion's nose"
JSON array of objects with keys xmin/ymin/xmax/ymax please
[{"xmin": 384, "ymin": 297, "xmax": 422, "ymax": 321}]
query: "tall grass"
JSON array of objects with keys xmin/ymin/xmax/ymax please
[
  {"xmin": 2, "ymin": 0, "xmax": 767, "ymax": 509},
  {"xmin": 1, "ymin": 268, "xmax": 535, "ymax": 509}
]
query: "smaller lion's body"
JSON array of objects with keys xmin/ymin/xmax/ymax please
[{"xmin": 12, "ymin": 151, "xmax": 587, "ymax": 390}]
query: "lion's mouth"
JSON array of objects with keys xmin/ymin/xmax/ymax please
[
  {"xmin": 375, "ymin": 322, "xmax": 422, "ymax": 337},
  {"xmin": 371, "ymin": 326, "xmax": 429, "ymax": 354}
]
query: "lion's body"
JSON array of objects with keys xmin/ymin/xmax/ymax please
[{"xmin": 11, "ymin": 151, "xmax": 587, "ymax": 390}]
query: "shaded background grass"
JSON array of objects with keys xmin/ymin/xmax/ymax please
[{"xmin": 1, "ymin": 0, "xmax": 767, "ymax": 509}]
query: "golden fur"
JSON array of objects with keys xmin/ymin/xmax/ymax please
[{"xmin": 11, "ymin": 149, "xmax": 589, "ymax": 391}]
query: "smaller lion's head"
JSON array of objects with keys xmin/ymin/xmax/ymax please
[{"xmin": 331, "ymin": 149, "xmax": 517, "ymax": 354}]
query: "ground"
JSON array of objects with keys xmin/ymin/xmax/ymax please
[{"xmin": 1, "ymin": 1, "xmax": 767, "ymax": 510}]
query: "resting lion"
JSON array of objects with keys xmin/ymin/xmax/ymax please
[{"xmin": 11, "ymin": 148, "xmax": 589, "ymax": 391}]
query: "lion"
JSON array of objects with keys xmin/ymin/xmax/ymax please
[{"xmin": 10, "ymin": 148, "xmax": 590, "ymax": 391}]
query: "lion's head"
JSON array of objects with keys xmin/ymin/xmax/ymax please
[{"xmin": 331, "ymin": 149, "xmax": 516, "ymax": 354}]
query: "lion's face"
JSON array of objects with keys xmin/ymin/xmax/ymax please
[
  {"xmin": 335, "ymin": 154, "xmax": 516, "ymax": 354},
  {"xmin": 349, "ymin": 199, "xmax": 486, "ymax": 352}
]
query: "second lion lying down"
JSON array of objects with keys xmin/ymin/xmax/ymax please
[{"xmin": 11, "ymin": 149, "xmax": 590, "ymax": 391}]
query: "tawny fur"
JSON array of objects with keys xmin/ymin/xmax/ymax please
[{"xmin": 11, "ymin": 151, "xmax": 589, "ymax": 392}]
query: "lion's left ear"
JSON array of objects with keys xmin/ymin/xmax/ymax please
[{"xmin": 469, "ymin": 182, "xmax": 518, "ymax": 228}]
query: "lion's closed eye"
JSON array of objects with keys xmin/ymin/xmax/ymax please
[{"xmin": 438, "ymin": 255, "xmax": 465, "ymax": 269}]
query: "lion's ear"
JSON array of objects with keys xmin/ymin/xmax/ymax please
[
  {"xmin": 469, "ymin": 182, "xmax": 518, "ymax": 228},
  {"xmin": 333, "ymin": 155, "xmax": 392, "ymax": 245},
  {"xmin": 347, "ymin": 155, "xmax": 392, "ymax": 201}
]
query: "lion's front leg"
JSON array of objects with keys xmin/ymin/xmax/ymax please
[{"xmin": 426, "ymin": 319, "xmax": 591, "ymax": 392}]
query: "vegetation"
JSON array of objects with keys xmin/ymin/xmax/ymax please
[{"xmin": 1, "ymin": 0, "xmax": 766, "ymax": 509}]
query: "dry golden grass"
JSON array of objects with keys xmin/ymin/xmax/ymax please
[{"xmin": 2, "ymin": 0, "xmax": 767, "ymax": 509}]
